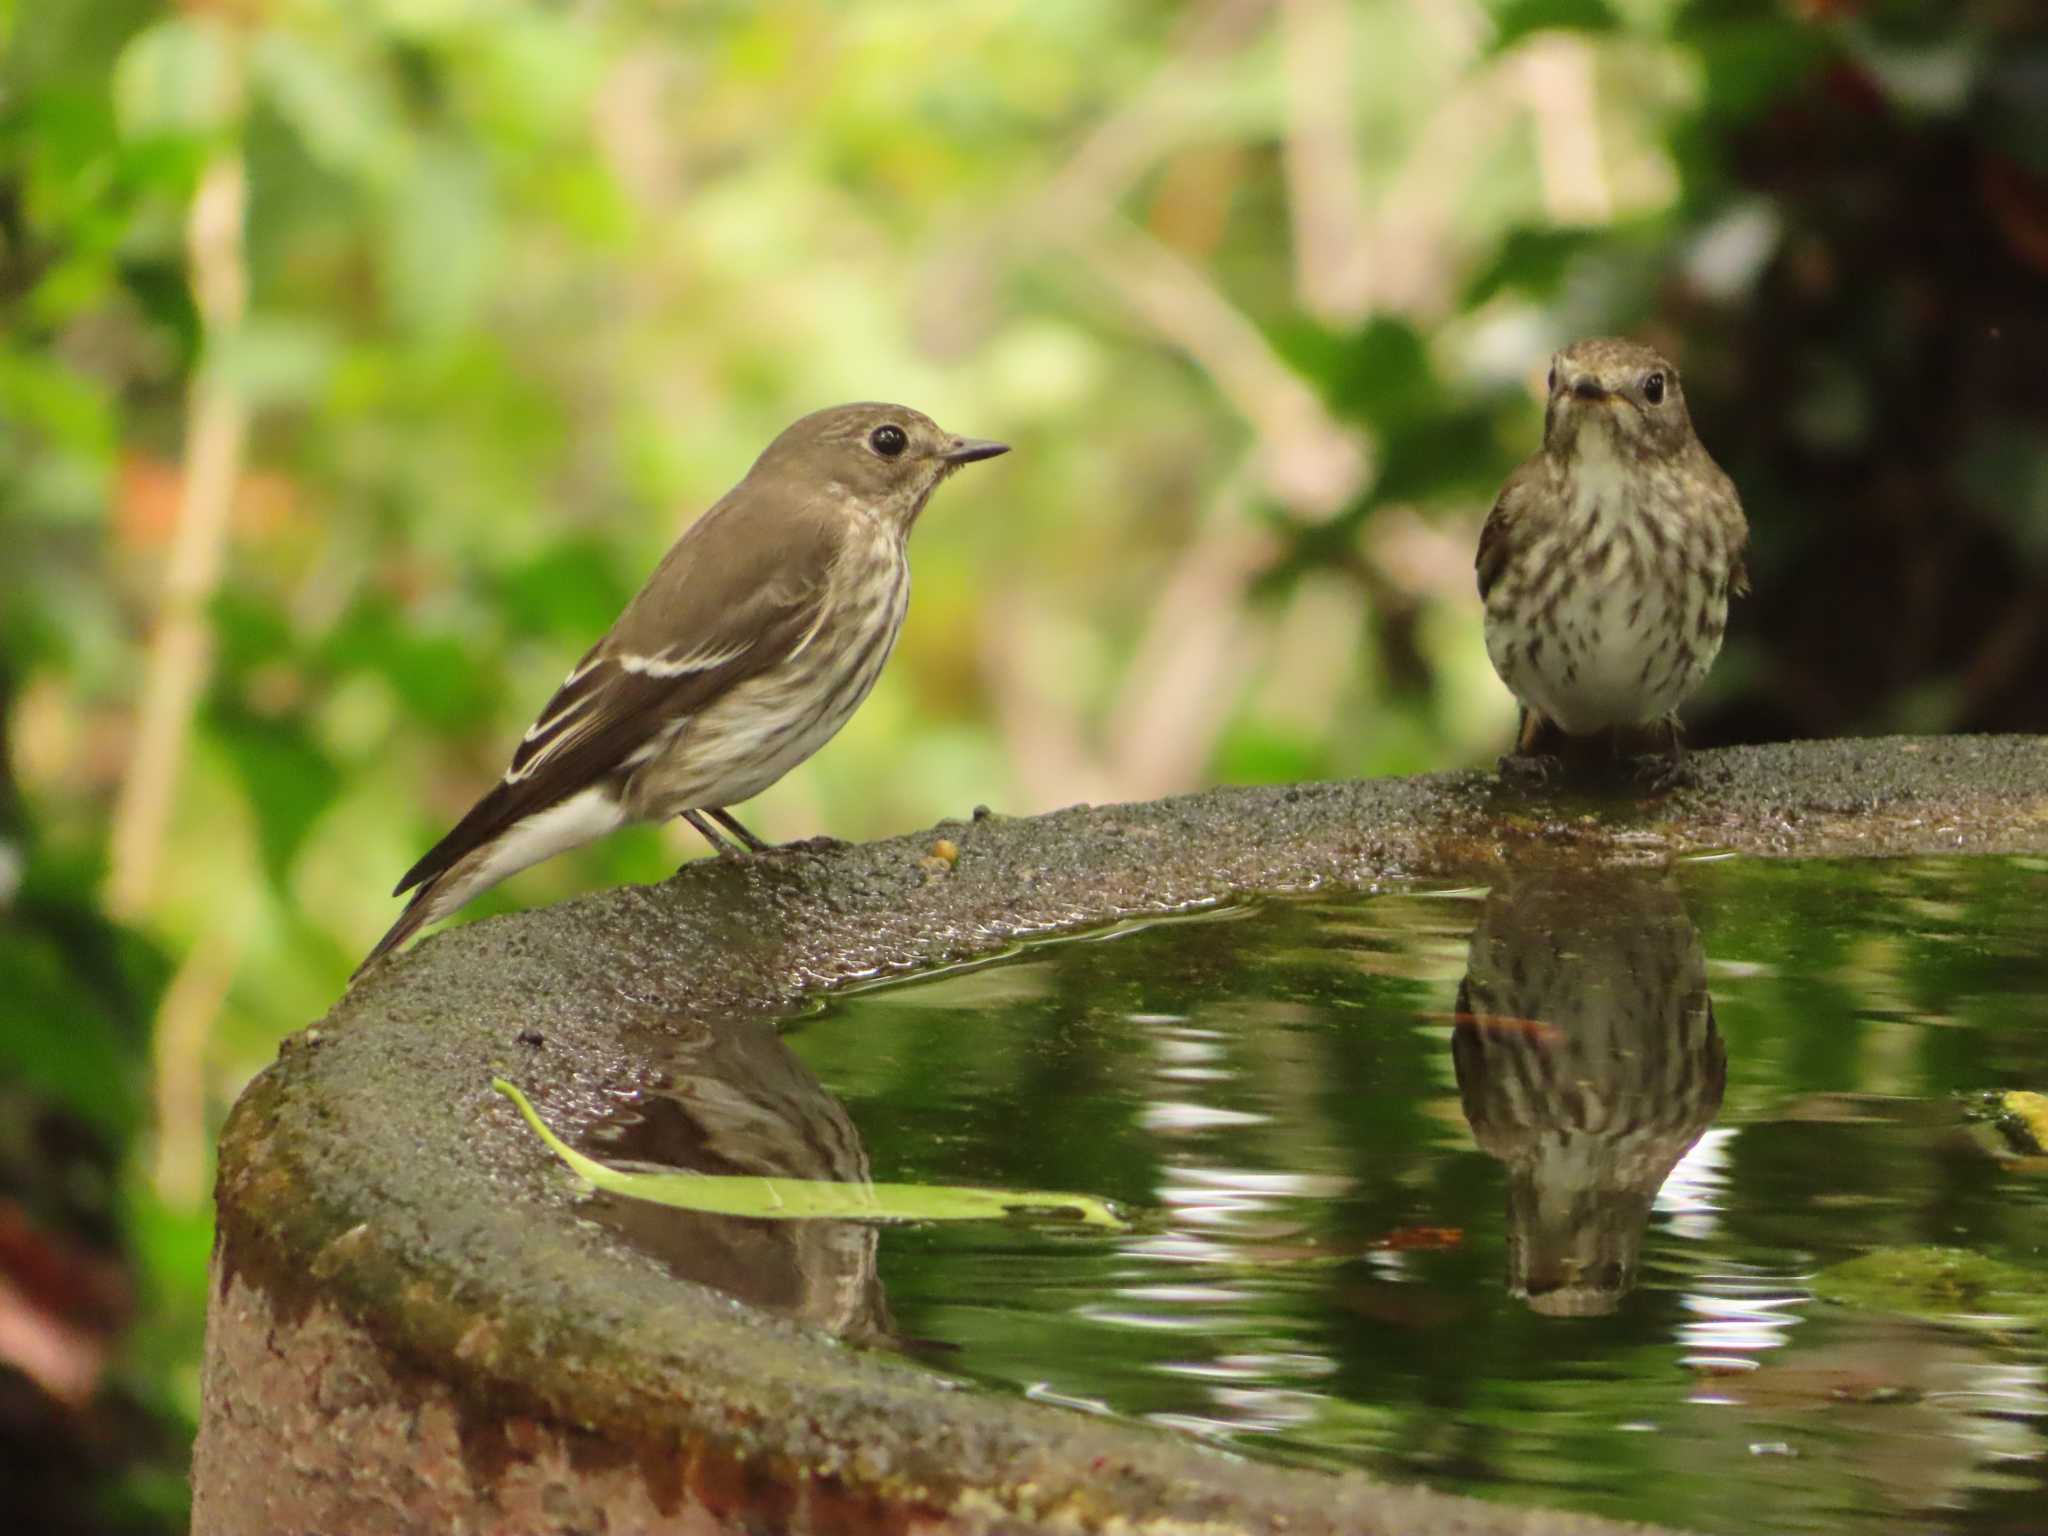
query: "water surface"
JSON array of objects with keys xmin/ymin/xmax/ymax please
[{"xmin": 589, "ymin": 856, "xmax": 2048, "ymax": 1535}]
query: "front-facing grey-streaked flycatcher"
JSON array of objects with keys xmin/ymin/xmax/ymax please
[{"xmin": 1477, "ymin": 338, "xmax": 1749, "ymax": 784}]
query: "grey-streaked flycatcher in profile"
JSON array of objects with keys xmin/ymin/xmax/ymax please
[
  {"xmin": 1476, "ymin": 338, "xmax": 1748, "ymax": 783},
  {"xmin": 357, "ymin": 403, "xmax": 1008, "ymax": 975}
]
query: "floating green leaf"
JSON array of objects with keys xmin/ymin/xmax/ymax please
[{"xmin": 492, "ymin": 1078, "xmax": 1125, "ymax": 1228}]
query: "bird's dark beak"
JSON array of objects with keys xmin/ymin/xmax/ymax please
[
  {"xmin": 941, "ymin": 437, "xmax": 1010, "ymax": 465},
  {"xmin": 1569, "ymin": 377, "xmax": 1607, "ymax": 403}
]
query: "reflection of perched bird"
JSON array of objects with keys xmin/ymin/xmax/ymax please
[
  {"xmin": 360, "ymin": 404, "xmax": 1007, "ymax": 973},
  {"xmin": 1477, "ymin": 339, "xmax": 1747, "ymax": 782},
  {"xmin": 588, "ymin": 1017, "xmax": 890, "ymax": 1339},
  {"xmin": 1453, "ymin": 868, "xmax": 1725, "ymax": 1317}
]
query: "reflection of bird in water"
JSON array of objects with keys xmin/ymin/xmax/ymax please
[
  {"xmin": 581, "ymin": 1016, "xmax": 890, "ymax": 1340},
  {"xmin": 1452, "ymin": 867, "xmax": 1725, "ymax": 1317}
]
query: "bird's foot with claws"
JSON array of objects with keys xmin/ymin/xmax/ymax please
[
  {"xmin": 1629, "ymin": 753, "xmax": 1695, "ymax": 794},
  {"xmin": 1498, "ymin": 752, "xmax": 1564, "ymax": 790}
]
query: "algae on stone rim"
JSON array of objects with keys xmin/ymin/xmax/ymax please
[{"xmin": 1811, "ymin": 1246, "xmax": 2048, "ymax": 1325}]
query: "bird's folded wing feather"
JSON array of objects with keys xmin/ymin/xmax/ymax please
[
  {"xmin": 393, "ymin": 495, "xmax": 845, "ymax": 897},
  {"xmin": 1716, "ymin": 468, "xmax": 1752, "ymax": 599},
  {"xmin": 1475, "ymin": 459, "xmax": 1543, "ymax": 601}
]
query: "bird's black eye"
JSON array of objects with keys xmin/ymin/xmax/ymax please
[
  {"xmin": 1642, "ymin": 372, "xmax": 1666, "ymax": 405},
  {"xmin": 1546, "ymin": 366, "xmax": 1557, "ymax": 393},
  {"xmin": 869, "ymin": 424, "xmax": 908, "ymax": 457}
]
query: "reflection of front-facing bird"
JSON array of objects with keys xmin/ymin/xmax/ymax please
[
  {"xmin": 1477, "ymin": 339, "xmax": 1748, "ymax": 782},
  {"xmin": 357, "ymin": 403, "xmax": 1008, "ymax": 976},
  {"xmin": 1453, "ymin": 868, "xmax": 1725, "ymax": 1317}
]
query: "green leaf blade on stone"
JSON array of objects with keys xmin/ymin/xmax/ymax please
[{"xmin": 492, "ymin": 1078, "xmax": 1126, "ymax": 1229}]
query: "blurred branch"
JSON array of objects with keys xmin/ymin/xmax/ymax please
[
  {"xmin": 149, "ymin": 926, "xmax": 241, "ymax": 1207},
  {"xmin": 982, "ymin": 467, "xmax": 1283, "ymax": 807},
  {"xmin": 1104, "ymin": 475, "xmax": 1277, "ymax": 796},
  {"xmin": 107, "ymin": 154, "xmax": 249, "ymax": 919},
  {"xmin": 919, "ymin": 0, "xmax": 1274, "ymax": 355},
  {"xmin": 1034, "ymin": 0, "xmax": 1277, "ymax": 230},
  {"xmin": 1368, "ymin": 503, "xmax": 1484, "ymax": 605},
  {"xmin": 1517, "ymin": 34, "xmax": 1613, "ymax": 226},
  {"xmin": 591, "ymin": 51, "xmax": 678, "ymax": 208},
  {"xmin": 1079, "ymin": 219, "xmax": 1367, "ymax": 516},
  {"xmin": 1410, "ymin": 0, "xmax": 1491, "ymax": 56},
  {"xmin": 978, "ymin": 592, "xmax": 1114, "ymax": 812},
  {"xmin": 1356, "ymin": 45, "xmax": 1510, "ymax": 315},
  {"xmin": 928, "ymin": 0, "xmax": 1370, "ymax": 519},
  {"xmin": 1279, "ymin": 0, "xmax": 1373, "ymax": 324}
]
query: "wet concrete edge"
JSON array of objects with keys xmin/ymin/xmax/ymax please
[{"xmin": 202, "ymin": 735, "xmax": 2048, "ymax": 1534}]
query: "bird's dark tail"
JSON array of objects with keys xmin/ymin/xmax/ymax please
[
  {"xmin": 350, "ymin": 786, "xmax": 628, "ymax": 983},
  {"xmin": 351, "ymin": 880, "xmax": 447, "ymax": 983}
]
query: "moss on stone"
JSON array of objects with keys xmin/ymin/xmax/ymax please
[{"xmin": 1811, "ymin": 1246, "xmax": 2048, "ymax": 1323}]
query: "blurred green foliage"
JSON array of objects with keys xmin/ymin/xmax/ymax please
[{"xmin": 0, "ymin": 0, "xmax": 2044, "ymax": 1525}]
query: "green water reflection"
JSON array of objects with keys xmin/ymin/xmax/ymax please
[{"xmin": 599, "ymin": 857, "xmax": 2048, "ymax": 1535}]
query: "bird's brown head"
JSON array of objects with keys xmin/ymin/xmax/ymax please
[
  {"xmin": 752, "ymin": 402, "xmax": 1008, "ymax": 532},
  {"xmin": 1541, "ymin": 338, "xmax": 1697, "ymax": 462}
]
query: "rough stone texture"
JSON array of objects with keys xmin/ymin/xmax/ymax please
[{"xmin": 196, "ymin": 737, "xmax": 2048, "ymax": 1536}]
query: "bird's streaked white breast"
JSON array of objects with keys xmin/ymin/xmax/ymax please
[{"xmin": 1485, "ymin": 457, "xmax": 1727, "ymax": 735}]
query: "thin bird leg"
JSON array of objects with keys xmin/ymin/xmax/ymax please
[
  {"xmin": 1499, "ymin": 707, "xmax": 1564, "ymax": 788},
  {"xmin": 681, "ymin": 808, "xmax": 748, "ymax": 859},
  {"xmin": 707, "ymin": 807, "xmax": 773, "ymax": 853}
]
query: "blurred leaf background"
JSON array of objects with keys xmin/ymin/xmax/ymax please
[{"xmin": 1, "ymin": 0, "xmax": 2044, "ymax": 1526}]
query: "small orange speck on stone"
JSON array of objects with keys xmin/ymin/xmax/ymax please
[
  {"xmin": 455, "ymin": 1318, "xmax": 503, "ymax": 1363},
  {"xmin": 928, "ymin": 839, "xmax": 959, "ymax": 866}
]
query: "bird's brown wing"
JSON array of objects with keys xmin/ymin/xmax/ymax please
[
  {"xmin": 1723, "ymin": 477, "xmax": 1752, "ymax": 600},
  {"xmin": 393, "ymin": 495, "xmax": 845, "ymax": 897},
  {"xmin": 1475, "ymin": 459, "xmax": 1543, "ymax": 602},
  {"xmin": 1694, "ymin": 452, "xmax": 1750, "ymax": 600}
]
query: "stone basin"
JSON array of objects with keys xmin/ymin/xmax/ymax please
[{"xmin": 193, "ymin": 736, "xmax": 2048, "ymax": 1535}]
